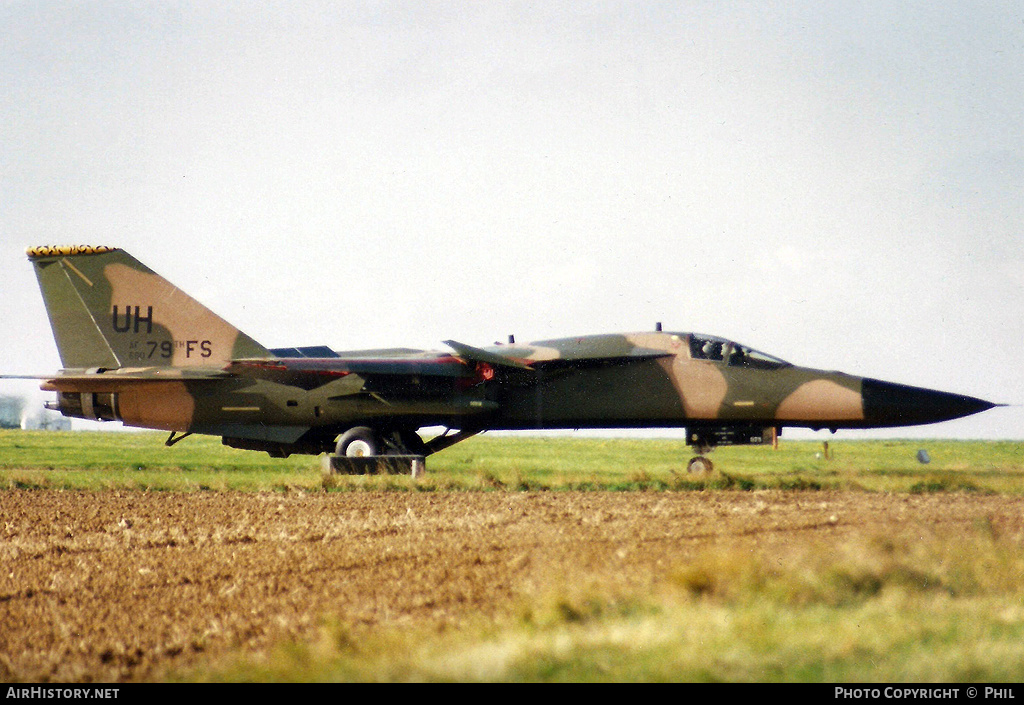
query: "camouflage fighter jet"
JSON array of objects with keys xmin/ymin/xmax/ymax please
[{"xmin": 17, "ymin": 246, "xmax": 999, "ymax": 472}]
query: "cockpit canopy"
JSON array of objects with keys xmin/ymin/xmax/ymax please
[{"xmin": 687, "ymin": 334, "xmax": 791, "ymax": 370}]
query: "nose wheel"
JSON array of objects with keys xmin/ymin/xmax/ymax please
[{"xmin": 686, "ymin": 456, "xmax": 714, "ymax": 474}]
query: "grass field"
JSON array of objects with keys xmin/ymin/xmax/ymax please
[
  {"xmin": 195, "ymin": 535, "xmax": 1024, "ymax": 683},
  {"xmin": 2, "ymin": 429, "xmax": 1023, "ymax": 494},
  {"xmin": 3, "ymin": 429, "xmax": 1024, "ymax": 682}
]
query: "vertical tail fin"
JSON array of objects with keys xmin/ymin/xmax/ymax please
[{"xmin": 27, "ymin": 246, "xmax": 271, "ymax": 369}]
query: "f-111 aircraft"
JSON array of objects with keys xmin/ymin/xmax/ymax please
[{"xmin": 15, "ymin": 246, "xmax": 998, "ymax": 471}]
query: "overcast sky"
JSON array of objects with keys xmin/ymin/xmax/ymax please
[{"xmin": 2, "ymin": 1, "xmax": 1021, "ymax": 439}]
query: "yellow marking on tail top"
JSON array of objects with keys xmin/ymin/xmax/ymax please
[{"xmin": 26, "ymin": 245, "xmax": 118, "ymax": 258}]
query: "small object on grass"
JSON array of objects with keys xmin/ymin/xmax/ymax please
[{"xmin": 916, "ymin": 449, "xmax": 931, "ymax": 464}]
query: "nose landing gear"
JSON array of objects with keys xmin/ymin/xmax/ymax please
[
  {"xmin": 685, "ymin": 426, "xmax": 779, "ymax": 474},
  {"xmin": 686, "ymin": 455, "xmax": 714, "ymax": 474}
]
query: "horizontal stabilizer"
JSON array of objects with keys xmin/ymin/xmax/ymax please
[{"xmin": 39, "ymin": 368, "xmax": 232, "ymax": 392}]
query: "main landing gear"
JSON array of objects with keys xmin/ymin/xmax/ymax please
[
  {"xmin": 325, "ymin": 426, "xmax": 481, "ymax": 476},
  {"xmin": 333, "ymin": 426, "xmax": 477, "ymax": 459}
]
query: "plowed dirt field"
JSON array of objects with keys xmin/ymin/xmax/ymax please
[{"xmin": 2, "ymin": 489, "xmax": 1021, "ymax": 682}]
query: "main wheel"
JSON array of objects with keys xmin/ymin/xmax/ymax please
[
  {"xmin": 687, "ymin": 456, "xmax": 714, "ymax": 474},
  {"xmin": 336, "ymin": 427, "xmax": 380, "ymax": 457}
]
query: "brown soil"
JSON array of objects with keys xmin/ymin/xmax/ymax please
[{"xmin": 1, "ymin": 489, "xmax": 1020, "ymax": 682}]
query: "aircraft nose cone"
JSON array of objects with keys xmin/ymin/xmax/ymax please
[{"xmin": 862, "ymin": 378, "xmax": 998, "ymax": 427}]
